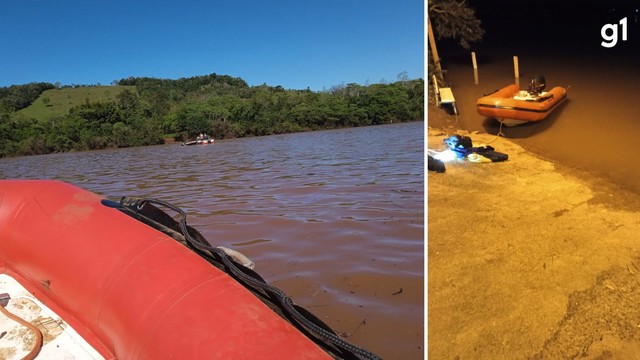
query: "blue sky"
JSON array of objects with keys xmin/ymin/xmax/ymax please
[{"xmin": 0, "ymin": 0, "xmax": 424, "ymax": 91}]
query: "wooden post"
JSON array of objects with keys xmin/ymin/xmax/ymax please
[
  {"xmin": 513, "ymin": 56, "xmax": 520, "ymax": 87},
  {"xmin": 471, "ymin": 52, "xmax": 478, "ymax": 85},
  {"xmin": 427, "ymin": 14, "xmax": 442, "ymax": 74}
]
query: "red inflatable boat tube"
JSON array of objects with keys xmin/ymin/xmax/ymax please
[{"xmin": 0, "ymin": 180, "xmax": 330, "ymax": 359}]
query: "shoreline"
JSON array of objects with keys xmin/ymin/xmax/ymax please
[
  {"xmin": 427, "ymin": 124, "xmax": 640, "ymax": 358},
  {"xmin": 0, "ymin": 121, "xmax": 422, "ymax": 160},
  {"xmin": 427, "ymin": 104, "xmax": 640, "ymax": 211}
]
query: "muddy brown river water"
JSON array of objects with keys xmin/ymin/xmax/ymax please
[{"xmin": 0, "ymin": 122, "xmax": 425, "ymax": 359}]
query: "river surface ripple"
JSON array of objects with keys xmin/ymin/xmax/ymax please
[{"xmin": 0, "ymin": 121, "xmax": 424, "ymax": 359}]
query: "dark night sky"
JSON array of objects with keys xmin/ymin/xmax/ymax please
[{"xmin": 444, "ymin": 1, "xmax": 640, "ymax": 58}]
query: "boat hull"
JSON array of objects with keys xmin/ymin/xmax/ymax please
[
  {"xmin": 476, "ymin": 84, "xmax": 567, "ymax": 126},
  {"xmin": 0, "ymin": 180, "xmax": 329, "ymax": 359},
  {"xmin": 182, "ymin": 139, "xmax": 214, "ymax": 146}
]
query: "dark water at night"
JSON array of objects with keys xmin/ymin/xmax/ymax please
[{"xmin": 0, "ymin": 122, "xmax": 424, "ymax": 359}]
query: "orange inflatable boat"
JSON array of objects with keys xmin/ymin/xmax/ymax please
[
  {"xmin": 0, "ymin": 180, "xmax": 379, "ymax": 359},
  {"xmin": 476, "ymin": 78, "xmax": 567, "ymax": 126}
]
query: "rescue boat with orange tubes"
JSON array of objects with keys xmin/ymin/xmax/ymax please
[
  {"xmin": 0, "ymin": 180, "xmax": 380, "ymax": 360},
  {"xmin": 476, "ymin": 76, "xmax": 568, "ymax": 126}
]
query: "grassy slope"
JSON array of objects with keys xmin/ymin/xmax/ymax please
[{"xmin": 18, "ymin": 85, "xmax": 135, "ymax": 121}]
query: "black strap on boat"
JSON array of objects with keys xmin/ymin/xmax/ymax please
[{"xmin": 107, "ymin": 197, "xmax": 381, "ymax": 360}]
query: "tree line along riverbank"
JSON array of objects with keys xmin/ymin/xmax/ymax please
[{"xmin": 0, "ymin": 74, "xmax": 424, "ymax": 157}]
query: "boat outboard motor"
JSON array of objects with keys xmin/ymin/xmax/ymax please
[{"xmin": 528, "ymin": 76, "xmax": 546, "ymax": 95}]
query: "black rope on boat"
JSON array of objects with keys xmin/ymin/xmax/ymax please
[{"xmin": 116, "ymin": 197, "xmax": 382, "ymax": 360}]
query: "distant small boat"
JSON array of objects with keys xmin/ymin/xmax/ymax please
[
  {"xmin": 182, "ymin": 136, "xmax": 215, "ymax": 146},
  {"xmin": 476, "ymin": 76, "xmax": 568, "ymax": 126}
]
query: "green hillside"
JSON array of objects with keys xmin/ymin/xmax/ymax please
[{"xmin": 18, "ymin": 86, "xmax": 135, "ymax": 121}]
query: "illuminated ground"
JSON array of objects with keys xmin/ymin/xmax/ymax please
[{"xmin": 428, "ymin": 127, "xmax": 640, "ymax": 359}]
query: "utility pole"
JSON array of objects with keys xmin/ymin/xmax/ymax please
[{"xmin": 427, "ymin": 13, "xmax": 442, "ymax": 74}]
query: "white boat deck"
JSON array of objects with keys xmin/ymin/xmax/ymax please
[{"xmin": 0, "ymin": 274, "xmax": 104, "ymax": 360}]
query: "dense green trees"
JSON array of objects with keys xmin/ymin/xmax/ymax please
[
  {"xmin": 0, "ymin": 74, "xmax": 423, "ymax": 157},
  {"xmin": 0, "ymin": 82, "xmax": 56, "ymax": 112}
]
